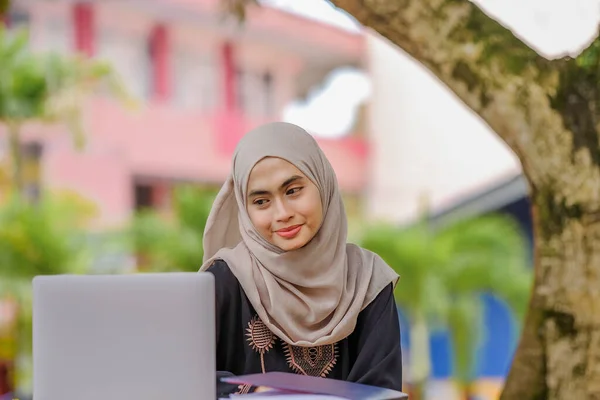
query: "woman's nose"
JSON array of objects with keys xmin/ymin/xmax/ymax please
[{"xmin": 274, "ymin": 199, "xmax": 293, "ymax": 222}]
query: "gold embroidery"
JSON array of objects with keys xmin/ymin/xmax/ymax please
[
  {"xmin": 235, "ymin": 384, "xmax": 252, "ymax": 395},
  {"xmin": 246, "ymin": 315, "xmax": 275, "ymax": 373},
  {"xmin": 284, "ymin": 342, "xmax": 338, "ymax": 378}
]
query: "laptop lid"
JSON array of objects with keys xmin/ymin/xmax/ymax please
[{"xmin": 32, "ymin": 272, "xmax": 215, "ymax": 400}]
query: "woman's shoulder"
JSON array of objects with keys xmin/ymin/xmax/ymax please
[
  {"xmin": 357, "ymin": 282, "xmax": 395, "ymax": 322},
  {"xmin": 206, "ymin": 259, "xmax": 238, "ymax": 284},
  {"xmin": 205, "ymin": 259, "xmax": 244, "ymax": 308}
]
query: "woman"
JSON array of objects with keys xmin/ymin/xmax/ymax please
[{"xmin": 199, "ymin": 122, "xmax": 402, "ymax": 397}]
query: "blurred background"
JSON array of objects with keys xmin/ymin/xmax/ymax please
[{"xmin": 0, "ymin": 0, "xmax": 564, "ymax": 398}]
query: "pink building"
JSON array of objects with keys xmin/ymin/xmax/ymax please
[{"xmin": 3, "ymin": 0, "xmax": 369, "ymax": 228}]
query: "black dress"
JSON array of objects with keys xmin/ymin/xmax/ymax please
[{"xmin": 207, "ymin": 259, "xmax": 403, "ymax": 398}]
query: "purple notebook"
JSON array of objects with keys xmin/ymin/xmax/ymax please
[{"xmin": 222, "ymin": 372, "xmax": 408, "ymax": 400}]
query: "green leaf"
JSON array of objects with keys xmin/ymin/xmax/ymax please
[
  {"xmin": 448, "ymin": 295, "xmax": 482, "ymax": 382},
  {"xmin": 129, "ymin": 186, "xmax": 217, "ymax": 273},
  {"xmin": 360, "ymin": 212, "xmax": 532, "ymax": 384}
]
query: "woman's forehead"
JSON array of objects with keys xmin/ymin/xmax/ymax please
[{"xmin": 247, "ymin": 157, "xmax": 305, "ymax": 189}]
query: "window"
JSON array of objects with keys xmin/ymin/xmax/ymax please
[
  {"xmin": 173, "ymin": 50, "xmax": 217, "ymax": 110},
  {"xmin": 38, "ymin": 12, "xmax": 70, "ymax": 55},
  {"xmin": 262, "ymin": 72, "xmax": 274, "ymax": 115},
  {"xmin": 22, "ymin": 142, "xmax": 43, "ymax": 203},
  {"xmin": 235, "ymin": 69, "xmax": 276, "ymax": 117},
  {"xmin": 235, "ymin": 68, "xmax": 246, "ymax": 111},
  {"xmin": 98, "ymin": 30, "xmax": 151, "ymax": 100},
  {"xmin": 134, "ymin": 184, "xmax": 154, "ymax": 211},
  {"xmin": 7, "ymin": 5, "xmax": 30, "ymax": 29},
  {"xmin": 145, "ymin": 35, "xmax": 156, "ymax": 99}
]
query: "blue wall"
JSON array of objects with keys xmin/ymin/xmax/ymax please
[{"xmin": 424, "ymin": 294, "xmax": 517, "ymax": 379}]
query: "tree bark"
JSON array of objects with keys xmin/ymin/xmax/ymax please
[
  {"xmin": 321, "ymin": 1, "xmax": 600, "ymax": 399},
  {"xmin": 516, "ymin": 185, "xmax": 600, "ymax": 400}
]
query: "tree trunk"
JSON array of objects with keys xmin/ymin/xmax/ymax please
[
  {"xmin": 502, "ymin": 181, "xmax": 600, "ymax": 399},
  {"xmin": 318, "ymin": 1, "xmax": 600, "ymax": 398},
  {"xmin": 0, "ymin": 0, "xmax": 9, "ymax": 26},
  {"xmin": 408, "ymin": 314, "xmax": 431, "ymax": 400},
  {"xmin": 461, "ymin": 383, "xmax": 471, "ymax": 400},
  {"xmin": 410, "ymin": 382, "xmax": 426, "ymax": 400},
  {"xmin": 7, "ymin": 123, "xmax": 23, "ymax": 197}
]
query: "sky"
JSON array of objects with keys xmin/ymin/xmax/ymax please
[{"xmin": 262, "ymin": 0, "xmax": 600, "ymax": 138}]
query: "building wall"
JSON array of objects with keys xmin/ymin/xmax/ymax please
[
  {"xmin": 365, "ymin": 33, "xmax": 522, "ymax": 225},
  {"xmin": 2, "ymin": 0, "xmax": 369, "ymax": 229}
]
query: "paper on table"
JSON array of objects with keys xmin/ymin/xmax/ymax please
[
  {"xmin": 230, "ymin": 393, "xmax": 347, "ymax": 400},
  {"xmin": 222, "ymin": 372, "xmax": 408, "ymax": 400}
]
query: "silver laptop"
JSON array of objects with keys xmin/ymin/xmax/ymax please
[{"xmin": 32, "ymin": 272, "xmax": 215, "ymax": 400}]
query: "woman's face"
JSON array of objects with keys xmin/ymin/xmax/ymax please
[{"xmin": 246, "ymin": 157, "xmax": 323, "ymax": 251}]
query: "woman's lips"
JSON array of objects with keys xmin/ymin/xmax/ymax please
[{"xmin": 275, "ymin": 224, "xmax": 303, "ymax": 239}]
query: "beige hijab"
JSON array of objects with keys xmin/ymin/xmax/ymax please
[{"xmin": 200, "ymin": 122, "xmax": 399, "ymax": 347}]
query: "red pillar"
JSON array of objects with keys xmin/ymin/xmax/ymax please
[
  {"xmin": 152, "ymin": 182, "xmax": 171, "ymax": 213},
  {"xmin": 150, "ymin": 24, "xmax": 170, "ymax": 102},
  {"xmin": 215, "ymin": 41, "xmax": 245, "ymax": 154},
  {"xmin": 72, "ymin": 2, "xmax": 95, "ymax": 57},
  {"xmin": 221, "ymin": 42, "xmax": 237, "ymax": 112}
]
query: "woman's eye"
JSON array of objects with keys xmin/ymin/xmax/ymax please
[
  {"xmin": 254, "ymin": 199, "xmax": 268, "ymax": 206},
  {"xmin": 286, "ymin": 187, "xmax": 303, "ymax": 196}
]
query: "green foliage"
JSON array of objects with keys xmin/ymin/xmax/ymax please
[
  {"xmin": 0, "ymin": 26, "xmax": 130, "ymax": 126},
  {"xmin": 0, "ymin": 30, "xmax": 46, "ymax": 121},
  {"xmin": 576, "ymin": 37, "xmax": 600, "ymax": 70},
  {"xmin": 131, "ymin": 186, "xmax": 216, "ymax": 272},
  {"xmin": 360, "ymin": 213, "xmax": 533, "ymax": 384},
  {"xmin": 362, "ymin": 223, "xmax": 450, "ymax": 324},
  {"xmin": 0, "ymin": 193, "xmax": 94, "ymax": 279},
  {"xmin": 436, "ymin": 215, "xmax": 532, "ymax": 319},
  {"xmin": 0, "ymin": 26, "xmax": 133, "ymax": 194},
  {"xmin": 0, "ymin": 191, "xmax": 97, "ymax": 390},
  {"xmin": 442, "ymin": 1, "xmax": 543, "ymax": 77},
  {"xmin": 0, "ymin": 25, "xmax": 132, "ymax": 392}
]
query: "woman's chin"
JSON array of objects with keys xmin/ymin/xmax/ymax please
[{"xmin": 274, "ymin": 236, "xmax": 311, "ymax": 252}]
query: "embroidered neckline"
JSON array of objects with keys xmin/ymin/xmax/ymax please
[
  {"xmin": 246, "ymin": 315, "xmax": 276, "ymax": 373},
  {"xmin": 246, "ymin": 314, "xmax": 339, "ymax": 379},
  {"xmin": 284, "ymin": 342, "xmax": 338, "ymax": 378}
]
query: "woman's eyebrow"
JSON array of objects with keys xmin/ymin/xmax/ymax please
[
  {"xmin": 248, "ymin": 175, "xmax": 303, "ymax": 198},
  {"xmin": 280, "ymin": 175, "xmax": 303, "ymax": 189}
]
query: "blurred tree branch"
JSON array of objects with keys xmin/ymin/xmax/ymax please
[
  {"xmin": 220, "ymin": 0, "xmax": 259, "ymax": 21},
  {"xmin": 0, "ymin": 0, "xmax": 8, "ymax": 18}
]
